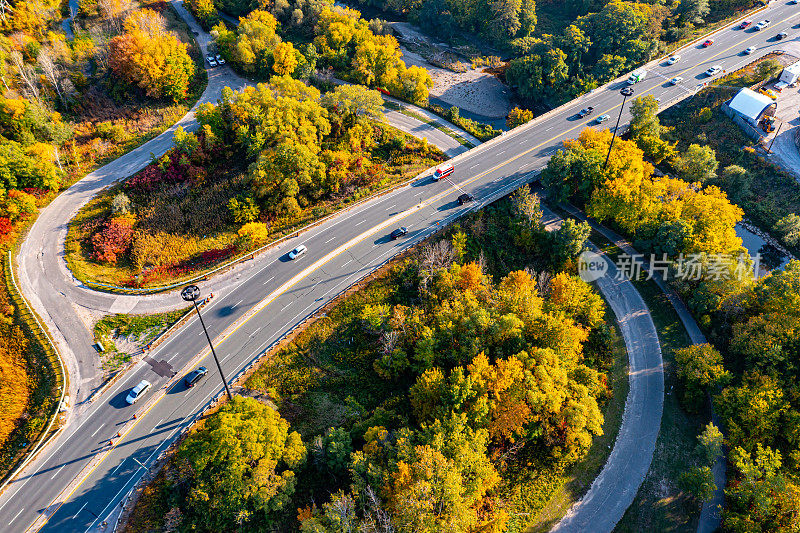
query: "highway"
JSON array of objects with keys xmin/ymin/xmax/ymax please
[{"xmin": 4, "ymin": 0, "xmax": 800, "ymax": 531}]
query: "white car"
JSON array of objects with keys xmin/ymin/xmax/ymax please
[
  {"xmin": 744, "ymin": 46, "xmax": 756, "ymax": 55},
  {"xmin": 669, "ymin": 76, "xmax": 684, "ymax": 85},
  {"xmin": 206, "ymin": 55, "xmax": 218, "ymax": 67},
  {"xmin": 288, "ymin": 245, "xmax": 307, "ymax": 260},
  {"xmin": 666, "ymin": 55, "xmax": 681, "ymax": 65},
  {"xmin": 596, "ymin": 114, "xmax": 610, "ymax": 124},
  {"xmin": 705, "ymin": 65, "xmax": 723, "ymax": 77},
  {"xmin": 215, "ymin": 54, "xmax": 226, "ymax": 65},
  {"xmin": 126, "ymin": 380, "xmax": 151, "ymax": 405},
  {"xmin": 755, "ymin": 20, "xmax": 771, "ymax": 31}
]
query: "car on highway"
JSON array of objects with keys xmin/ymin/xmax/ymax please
[
  {"xmin": 390, "ymin": 227, "xmax": 408, "ymax": 240},
  {"xmin": 744, "ymin": 46, "xmax": 757, "ymax": 54},
  {"xmin": 215, "ymin": 54, "xmax": 226, "ymax": 65},
  {"xmin": 206, "ymin": 55, "xmax": 218, "ymax": 67},
  {"xmin": 702, "ymin": 38, "xmax": 714, "ymax": 47},
  {"xmin": 288, "ymin": 245, "xmax": 307, "ymax": 260},
  {"xmin": 596, "ymin": 114, "xmax": 610, "ymax": 124},
  {"xmin": 457, "ymin": 193, "xmax": 474, "ymax": 205},
  {"xmin": 669, "ymin": 76, "xmax": 684, "ymax": 85},
  {"xmin": 432, "ymin": 162, "xmax": 454, "ymax": 181},
  {"xmin": 777, "ymin": 31, "xmax": 789, "ymax": 40},
  {"xmin": 184, "ymin": 367, "xmax": 208, "ymax": 388},
  {"xmin": 578, "ymin": 106, "xmax": 594, "ymax": 117},
  {"xmin": 755, "ymin": 20, "xmax": 771, "ymax": 31},
  {"xmin": 705, "ymin": 65, "xmax": 723, "ymax": 77},
  {"xmin": 739, "ymin": 20, "xmax": 752, "ymax": 29},
  {"xmin": 666, "ymin": 55, "xmax": 681, "ymax": 65},
  {"xmin": 126, "ymin": 380, "xmax": 151, "ymax": 405}
]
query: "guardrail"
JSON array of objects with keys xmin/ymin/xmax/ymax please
[{"xmin": 0, "ymin": 252, "xmax": 67, "ymax": 495}]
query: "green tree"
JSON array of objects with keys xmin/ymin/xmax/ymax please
[
  {"xmin": 674, "ymin": 344, "xmax": 731, "ymax": 412},
  {"xmin": 679, "ymin": 466, "xmax": 716, "ymax": 501},
  {"xmin": 774, "ymin": 213, "xmax": 800, "ymax": 247},
  {"xmin": 697, "ymin": 422, "xmax": 724, "ymax": 465},
  {"xmin": 719, "ymin": 164, "xmax": 752, "ymax": 203},
  {"xmin": 550, "ymin": 219, "xmax": 591, "ymax": 266},
  {"xmin": 674, "ymin": 143, "xmax": 718, "ymax": 183}
]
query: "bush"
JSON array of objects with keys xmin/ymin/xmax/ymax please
[{"xmin": 91, "ymin": 215, "xmax": 135, "ymax": 264}]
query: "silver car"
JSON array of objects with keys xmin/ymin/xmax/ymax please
[
  {"xmin": 288, "ymin": 245, "xmax": 307, "ymax": 260},
  {"xmin": 126, "ymin": 380, "xmax": 151, "ymax": 405}
]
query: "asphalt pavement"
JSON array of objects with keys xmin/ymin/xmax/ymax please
[{"xmin": 7, "ymin": 1, "xmax": 800, "ymax": 531}]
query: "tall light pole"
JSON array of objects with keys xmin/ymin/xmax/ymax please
[
  {"xmin": 181, "ymin": 285, "xmax": 232, "ymax": 400},
  {"xmin": 604, "ymin": 86, "xmax": 635, "ymax": 170}
]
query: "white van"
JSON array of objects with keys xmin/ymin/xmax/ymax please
[{"xmin": 433, "ymin": 162, "xmax": 454, "ymax": 181}]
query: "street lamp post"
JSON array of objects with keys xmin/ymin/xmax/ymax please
[
  {"xmin": 181, "ymin": 285, "xmax": 232, "ymax": 400},
  {"xmin": 603, "ymin": 87, "xmax": 634, "ymax": 170}
]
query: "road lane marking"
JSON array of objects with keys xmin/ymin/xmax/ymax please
[
  {"xmin": 324, "ymin": 237, "xmax": 335, "ymax": 243},
  {"xmin": 50, "ymin": 464, "xmax": 65, "ymax": 480},
  {"xmin": 263, "ymin": 276, "xmax": 274, "ymax": 285},
  {"xmin": 385, "ymin": 204, "xmax": 395, "ymax": 210},
  {"xmin": 109, "ymin": 459, "xmax": 126, "ymax": 476},
  {"xmin": 234, "ymin": 299, "xmax": 243, "ymax": 307},
  {"xmin": 90, "ymin": 424, "xmax": 104, "ymax": 438},
  {"xmin": 354, "ymin": 219, "xmax": 366, "ymax": 226},
  {"xmin": 8, "ymin": 508, "xmax": 23, "ymax": 524},
  {"xmin": 72, "ymin": 501, "xmax": 87, "ymax": 520},
  {"xmin": 249, "ymin": 326, "xmax": 261, "ymax": 337},
  {"xmin": 342, "ymin": 259, "xmax": 352, "ymax": 267}
]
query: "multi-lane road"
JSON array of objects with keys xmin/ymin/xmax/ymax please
[{"xmin": 4, "ymin": 1, "xmax": 800, "ymax": 531}]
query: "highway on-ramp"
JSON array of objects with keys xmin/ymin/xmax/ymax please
[{"xmin": 5, "ymin": 1, "xmax": 800, "ymax": 531}]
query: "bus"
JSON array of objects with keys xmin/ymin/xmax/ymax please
[{"xmin": 433, "ymin": 162, "xmax": 454, "ymax": 180}]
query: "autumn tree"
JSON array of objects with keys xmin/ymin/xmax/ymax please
[
  {"xmin": 108, "ymin": 10, "xmax": 195, "ymax": 101},
  {"xmin": 506, "ymin": 106, "xmax": 533, "ymax": 129},
  {"xmin": 178, "ymin": 396, "xmax": 306, "ymax": 529},
  {"xmin": 674, "ymin": 344, "xmax": 731, "ymax": 412}
]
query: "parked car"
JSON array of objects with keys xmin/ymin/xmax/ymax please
[
  {"xmin": 739, "ymin": 20, "xmax": 752, "ymax": 29},
  {"xmin": 215, "ymin": 54, "xmax": 226, "ymax": 65},
  {"xmin": 744, "ymin": 46, "xmax": 757, "ymax": 54},
  {"xmin": 755, "ymin": 20, "xmax": 771, "ymax": 31},
  {"xmin": 669, "ymin": 76, "xmax": 684, "ymax": 85},
  {"xmin": 578, "ymin": 107, "xmax": 594, "ymax": 117},
  {"xmin": 126, "ymin": 380, "xmax": 151, "ymax": 405},
  {"xmin": 705, "ymin": 65, "xmax": 723, "ymax": 77},
  {"xmin": 457, "ymin": 193, "xmax": 474, "ymax": 205},
  {"xmin": 206, "ymin": 55, "xmax": 218, "ymax": 67},
  {"xmin": 666, "ymin": 55, "xmax": 681, "ymax": 65},
  {"xmin": 777, "ymin": 31, "xmax": 789, "ymax": 40},
  {"xmin": 702, "ymin": 39, "xmax": 714, "ymax": 47},
  {"xmin": 288, "ymin": 245, "xmax": 307, "ymax": 260},
  {"xmin": 390, "ymin": 227, "xmax": 408, "ymax": 240},
  {"xmin": 184, "ymin": 367, "xmax": 208, "ymax": 388},
  {"xmin": 596, "ymin": 114, "xmax": 610, "ymax": 124}
]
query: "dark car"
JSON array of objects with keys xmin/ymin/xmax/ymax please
[
  {"xmin": 184, "ymin": 366, "xmax": 208, "ymax": 388},
  {"xmin": 390, "ymin": 227, "xmax": 408, "ymax": 240},
  {"xmin": 578, "ymin": 106, "xmax": 594, "ymax": 117},
  {"xmin": 777, "ymin": 31, "xmax": 789, "ymax": 40},
  {"xmin": 457, "ymin": 193, "xmax": 474, "ymax": 205}
]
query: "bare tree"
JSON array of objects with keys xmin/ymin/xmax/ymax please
[
  {"xmin": 10, "ymin": 51, "xmax": 40, "ymax": 101},
  {"xmin": 359, "ymin": 486, "xmax": 394, "ymax": 533},
  {"xmin": 379, "ymin": 330, "xmax": 399, "ymax": 357},
  {"xmin": 526, "ymin": 267, "xmax": 552, "ymax": 297},
  {"xmin": 38, "ymin": 47, "xmax": 67, "ymax": 107},
  {"xmin": 89, "ymin": 26, "xmax": 109, "ymax": 70},
  {"xmin": 0, "ymin": 0, "xmax": 13, "ymax": 23},
  {"xmin": 98, "ymin": 0, "xmax": 134, "ymax": 33}
]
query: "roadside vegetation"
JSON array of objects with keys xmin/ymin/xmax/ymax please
[
  {"xmin": 0, "ymin": 0, "xmax": 206, "ymax": 481},
  {"xmin": 93, "ymin": 308, "xmax": 189, "ymax": 371},
  {"xmin": 67, "ymin": 80, "xmax": 444, "ymax": 288},
  {"xmin": 122, "ymin": 191, "xmax": 629, "ymax": 531}
]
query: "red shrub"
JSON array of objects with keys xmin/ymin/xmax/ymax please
[
  {"xmin": 0, "ymin": 218, "xmax": 12, "ymax": 236},
  {"xmin": 91, "ymin": 218, "xmax": 135, "ymax": 264}
]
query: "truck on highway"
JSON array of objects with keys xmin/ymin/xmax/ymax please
[
  {"xmin": 627, "ymin": 70, "xmax": 647, "ymax": 85},
  {"xmin": 433, "ymin": 162, "xmax": 454, "ymax": 180}
]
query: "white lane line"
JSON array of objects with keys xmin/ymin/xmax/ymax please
[
  {"xmin": 72, "ymin": 501, "xmax": 88, "ymax": 520},
  {"xmin": 385, "ymin": 204, "xmax": 395, "ymax": 211},
  {"xmin": 109, "ymin": 458, "xmax": 126, "ymax": 476},
  {"xmin": 263, "ymin": 276, "xmax": 275, "ymax": 285},
  {"xmin": 153, "ymin": 418, "xmax": 163, "ymax": 430},
  {"xmin": 324, "ymin": 237, "xmax": 336, "ymax": 243},
  {"xmin": 544, "ymin": 126, "xmax": 554, "ymax": 131},
  {"xmin": 8, "ymin": 508, "xmax": 23, "ymax": 525},
  {"xmin": 50, "ymin": 463, "xmax": 65, "ymax": 480},
  {"xmin": 90, "ymin": 423, "xmax": 104, "ymax": 438},
  {"xmin": 249, "ymin": 326, "xmax": 261, "ymax": 338},
  {"xmin": 342, "ymin": 259, "xmax": 352, "ymax": 268},
  {"xmin": 354, "ymin": 219, "xmax": 367, "ymax": 226}
]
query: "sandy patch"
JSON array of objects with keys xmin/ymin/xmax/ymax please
[{"xmin": 391, "ymin": 22, "xmax": 511, "ymax": 119}]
